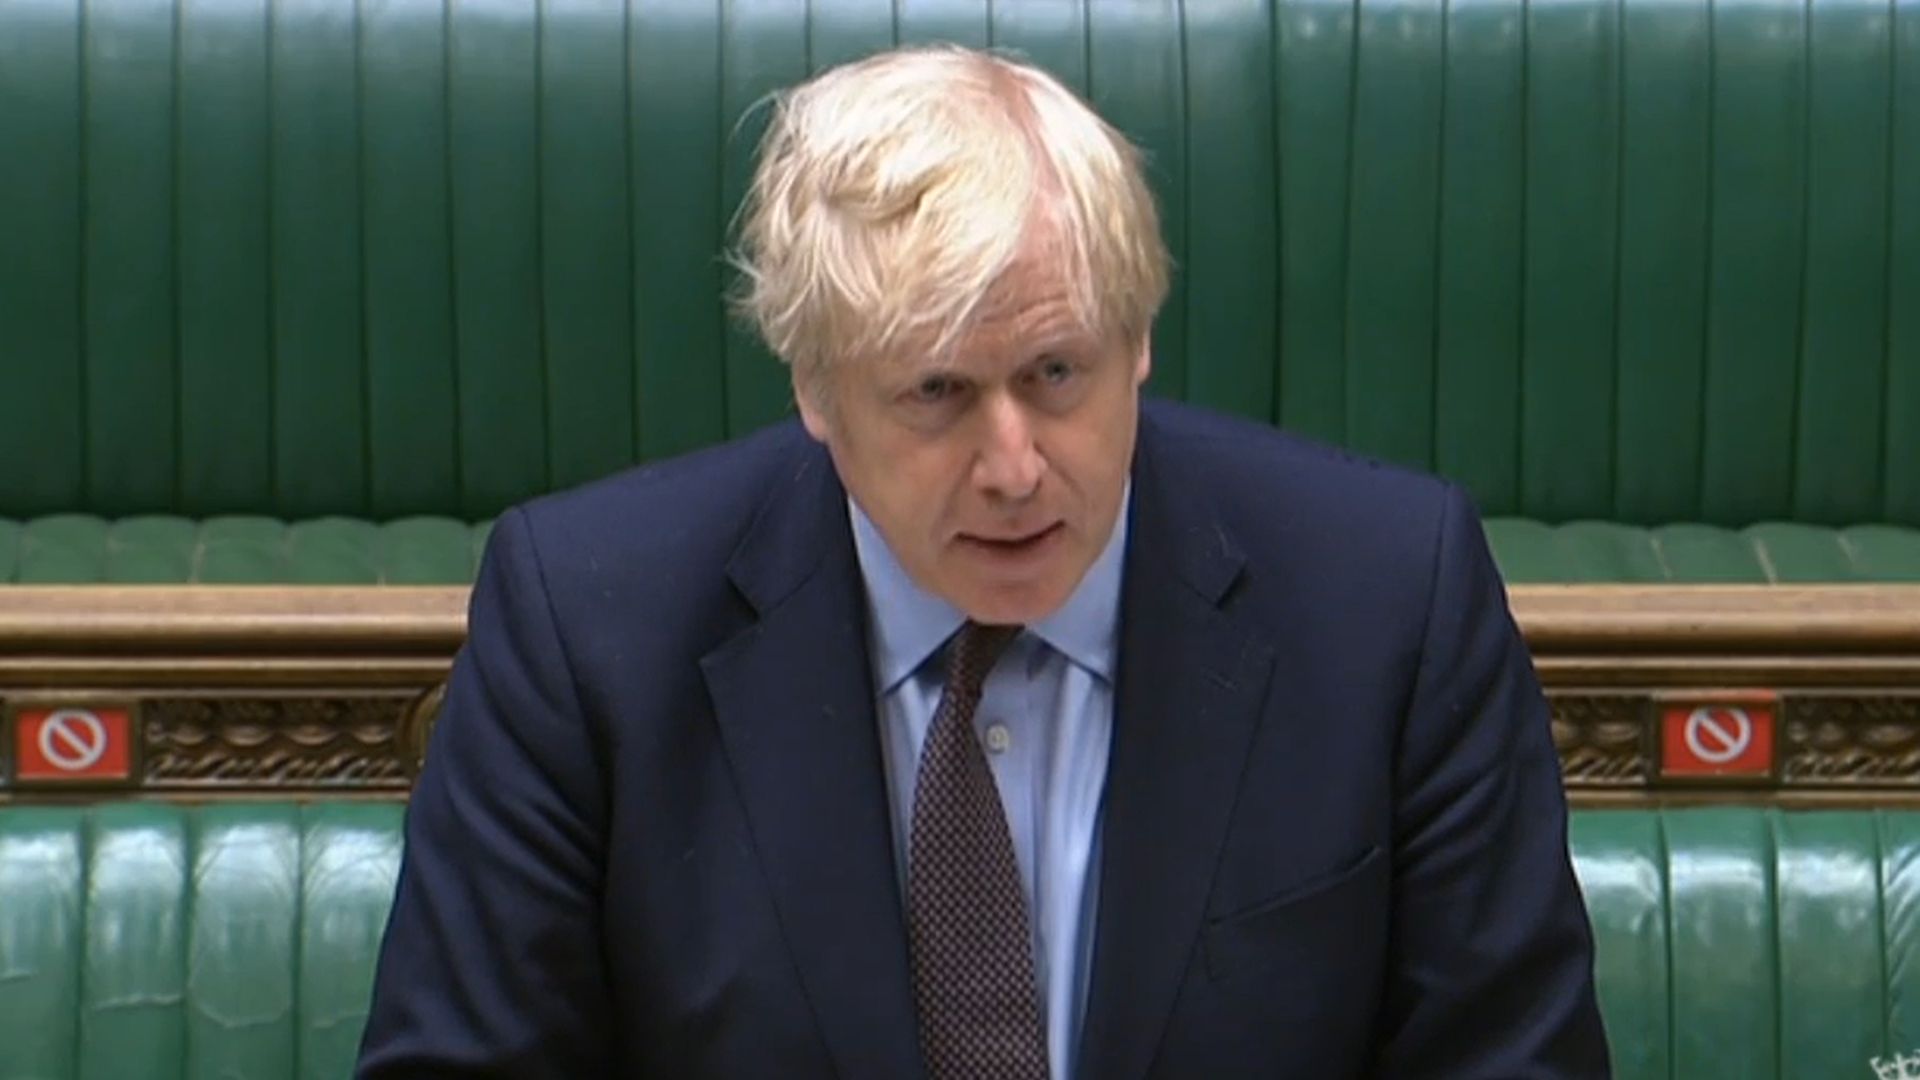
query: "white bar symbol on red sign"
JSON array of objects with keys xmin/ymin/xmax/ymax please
[
  {"xmin": 1660, "ymin": 693, "xmax": 1775, "ymax": 778},
  {"xmin": 13, "ymin": 705, "xmax": 133, "ymax": 782},
  {"xmin": 1683, "ymin": 706, "xmax": 1752, "ymax": 765},
  {"xmin": 39, "ymin": 709, "xmax": 108, "ymax": 770}
]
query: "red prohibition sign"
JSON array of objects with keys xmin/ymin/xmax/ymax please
[
  {"xmin": 1683, "ymin": 706, "xmax": 1752, "ymax": 765},
  {"xmin": 14, "ymin": 704, "xmax": 133, "ymax": 782},
  {"xmin": 1660, "ymin": 694, "xmax": 1774, "ymax": 778},
  {"xmin": 38, "ymin": 708, "xmax": 109, "ymax": 770}
]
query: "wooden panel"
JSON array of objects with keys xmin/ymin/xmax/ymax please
[{"xmin": 2, "ymin": 585, "xmax": 1919, "ymax": 806}]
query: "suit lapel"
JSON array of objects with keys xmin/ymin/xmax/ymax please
[
  {"xmin": 1076, "ymin": 416, "xmax": 1277, "ymax": 1080},
  {"xmin": 701, "ymin": 444, "xmax": 925, "ymax": 1080}
]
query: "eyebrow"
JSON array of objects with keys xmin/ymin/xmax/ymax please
[
  {"xmin": 889, "ymin": 330, "xmax": 1099, "ymax": 384},
  {"xmin": 895, "ymin": 362, "xmax": 967, "ymax": 384}
]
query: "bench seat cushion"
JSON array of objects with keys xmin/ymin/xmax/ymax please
[
  {"xmin": 0, "ymin": 516, "xmax": 493, "ymax": 585},
  {"xmin": 4, "ymin": 803, "xmax": 1920, "ymax": 1078},
  {"xmin": 1486, "ymin": 520, "xmax": 1920, "ymax": 583},
  {"xmin": 3, "ymin": 516, "xmax": 1918, "ymax": 585},
  {"xmin": 0, "ymin": 803, "xmax": 402, "ymax": 1079}
]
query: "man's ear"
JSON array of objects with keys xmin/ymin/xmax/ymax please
[
  {"xmin": 1132, "ymin": 335, "xmax": 1153, "ymax": 386},
  {"xmin": 795, "ymin": 376, "xmax": 832, "ymax": 442}
]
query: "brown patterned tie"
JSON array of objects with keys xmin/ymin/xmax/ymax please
[{"xmin": 907, "ymin": 621, "xmax": 1050, "ymax": 1080}]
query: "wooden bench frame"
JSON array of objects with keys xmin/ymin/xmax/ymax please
[{"xmin": 2, "ymin": 586, "xmax": 1917, "ymax": 806}]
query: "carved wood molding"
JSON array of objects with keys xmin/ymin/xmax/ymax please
[
  {"xmin": 1782, "ymin": 695, "xmax": 1920, "ymax": 785},
  {"xmin": 1549, "ymin": 695, "xmax": 1647, "ymax": 787},
  {"xmin": 0, "ymin": 586, "xmax": 466, "ymax": 655},
  {"xmin": 5, "ymin": 584, "xmax": 1917, "ymax": 656},
  {"xmin": 143, "ymin": 694, "xmax": 420, "ymax": 790},
  {"xmin": 0, "ymin": 588, "xmax": 459, "ymax": 801},
  {"xmin": 2, "ymin": 584, "xmax": 1917, "ymax": 804},
  {"xmin": 1509, "ymin": 585, "xmax": 1920, "ymax": 654}
]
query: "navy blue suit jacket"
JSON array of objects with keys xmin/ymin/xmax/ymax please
[{"xmin": 357, "ymin": 399, "xmax": 1609, "ymax": 1078}]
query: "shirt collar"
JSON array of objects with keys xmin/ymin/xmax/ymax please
[{"xmin": 848, "ymin": 486, "xmax": 1131, "ymax": 694}]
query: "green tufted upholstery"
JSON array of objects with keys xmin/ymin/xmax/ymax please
[
  {"xmin": 1, "ymin": 803, "xmax": 1917, "ymax": 1077},
  {"xmin": 1485, "ymin": 520, "xmax": 1920, "ymax": 584},
  {"xmin": 5, "ymin": 515, "xmax": 1920, "ymax": 585},
  {"xmin": 0, "ymin": 804, "xmax": 401, "ymax": 1080},
  {"xmin": 1, "ymin": 0, "xmax": 1916, "ymax": 575},
  {"xmin": 1574, "ymin": 810, "xmax": 1920, "ymax": 1078},
  {"xmin": 0, "ymin": 517, "xmax": 492, "ymax": 585}
]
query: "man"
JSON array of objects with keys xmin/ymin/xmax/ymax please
[{"xmin": 358, "ymin": 45, "xmax": 1609, "ymax": 1078}]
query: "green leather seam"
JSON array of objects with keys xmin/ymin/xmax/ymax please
[
  {"xmin": 293, "ymin": 804, "xmax": 309, "ymax": 1075},
  {"xmin": 1768, "ymin": 808, "xmax": 1784, "ymax": 1079},
  {"xmin": 184, "ymin": 809, "xmax": 198, "ymax": 1071},
  {"xmin": 76, "ymin": 811, "xmax": 93, "ymax": 1074},
  {"xmin": 1877, "ymin": 810, "xmax": 1893, "ymax": 1059},
  {"xmin": 1840, "ymin": 530, "xmax": 1869, "ymax": 579},
  {"xmin": 1177, "ymin": 0, "xmax": 1197, "ymax": 407},
  {"xmin": 1647, "ymin": 530, "xmax": 1676, "ymax": 581},
  {"xmin": 1656, "ymin": 810, "xmax": 1676, "ymax": 1079},
  {"xmin": 1751, "ymin": 533, "xmax": 1781, "ymax": 585}
]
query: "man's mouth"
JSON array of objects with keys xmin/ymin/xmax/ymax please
[{"xmin": 957, "ymin": 522, "xmax": 1065, "ymax": 556}]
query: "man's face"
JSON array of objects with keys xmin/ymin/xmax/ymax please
[{"xmin": 797, "ymin": 227, "xmax": 1150, "ymax": 626}]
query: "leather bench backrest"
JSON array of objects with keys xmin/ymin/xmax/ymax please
[
  {"xmin": 3, "ymin": 799, "xmax": 1920, "ymax": 1076},
  {"xmin": 1574, "ymin": 808, "xmax": 1920, "ymax": 1078},
  {"xmin": 2, "ymin": 0, "xmax": 1916, "ymax": 525},
  {"xmin": 0, "ymin": 804, "xmax": 400, "ymax": 1080},
  {"xmin": 3, "ymin": 803, "xmax": 1918, "ymax": 1078}
]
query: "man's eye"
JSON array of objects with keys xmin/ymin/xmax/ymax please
[
  {"xmin": 1039, "ymin": 358, "xmax": 1075, "ymax": 384},
  {"xmin": 910, "ymin": 376, "xmax": 959, "ymax": 403}
]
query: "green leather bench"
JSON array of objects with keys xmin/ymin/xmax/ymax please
[
  {"xmin": 2, "ymin": 803, "xmax": 1915, "ymax": 1078},
  {"xmin": 4, "ymin": 515, "xmax": 1920, "ymax": 585},
  {"xmin": 2, "ymin": 0, "xmax": 1916, "ymax": 584}
]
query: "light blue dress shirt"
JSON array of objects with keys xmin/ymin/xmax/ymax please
[{"xmin": 849, "ymin": 494, "xmax": 1127, "ymax": 1080}]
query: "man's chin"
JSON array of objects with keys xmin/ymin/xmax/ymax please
[{"xmin": 945, "ymin": 578, "xmax": 1075, "ymax": 627}]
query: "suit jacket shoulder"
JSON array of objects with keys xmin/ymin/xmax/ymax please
[
  {"xmin": 507, "ymin": 419, "xmax": 834, "ymax": 683},
  {"xmin": 1137, "ymin": 398, "xmax": 1463, "ymax": 664}
]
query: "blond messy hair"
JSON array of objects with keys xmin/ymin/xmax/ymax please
[{"xmin": 731, "ymin": 45, "xmax": 1170, "ymax": 399}]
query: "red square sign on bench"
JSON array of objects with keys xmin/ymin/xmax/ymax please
[
  {"xmin": 14, "ymin": 705, "xmax": 134, "ymax": 782},
  {"xmin": 1659, "ymin": 693, "xmax": 1776, "ymax": 779}
]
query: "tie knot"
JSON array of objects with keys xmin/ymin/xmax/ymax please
[{"xmin": 944, "ymin": 621, "xmax": 1020, "ymax": 698}]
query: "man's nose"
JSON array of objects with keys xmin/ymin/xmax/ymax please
[{"xmin": 972, "ymin": 394, "xmax": 1045, "ymax": 501}]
